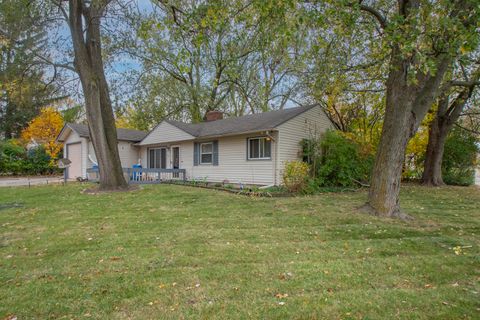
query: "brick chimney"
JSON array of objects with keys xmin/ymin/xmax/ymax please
[{"xmin": 204, "ymin": 110, "xmax": 224, "ymax": 122}]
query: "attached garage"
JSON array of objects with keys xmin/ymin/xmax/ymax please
[
  {"xmin": 66, "ymin": 142, "xmax": 82, "ymax": 179},
  {"xmin": 56, "ymin": 123, "xmax": 147, "ymax": 179}
]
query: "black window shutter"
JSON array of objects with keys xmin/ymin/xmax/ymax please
[
  {"xmin": 193, "ymin": 142, "xmax": 199, "ymax": 166},
  {"xmin": 246, "ymin": 138, "xmax": 249, "ymax": 160},
  {"xmin": 213, "ymin": 140, "xmax": 219, "ymax": 166}
]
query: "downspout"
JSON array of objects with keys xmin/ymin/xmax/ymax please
[
  {"xmin": 266, "ymin": 130, "xmax": 278, "ymax": 186},
  {"xmin": 273, "ymin": 134, "xmax": 277, "ymax": 185}
]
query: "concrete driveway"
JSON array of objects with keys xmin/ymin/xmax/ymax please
[{"xmin": 0, "ymin": 176, "xmax": 64, "ymax": 187}]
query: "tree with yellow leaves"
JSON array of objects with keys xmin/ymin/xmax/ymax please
[{"xmin": 21, "ymin": 107, "xmax": 64, "ymax": 159}]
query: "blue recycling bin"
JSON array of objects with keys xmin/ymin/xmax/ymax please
[{"xmin": 132, "ymin": 164, "xmax": 142, "ymax": 181}]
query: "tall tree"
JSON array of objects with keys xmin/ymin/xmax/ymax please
[
  {"xmin": 54, "ymin": 0, "xmax": 127, "ymax": 190},
  {"xmin": 115, "ymin": 0, "xmax": 302, "ymax": 124},
  {"xmin": 422, "ymin": 64, "xmax": 480, "ymax": 185},
  {"xmin": 347, "ymin": 0, "xmax": 479, "ymax": 218},
  {"xmin": 0, "ymin": 0, "xmax": 61, "ymax": 139}
]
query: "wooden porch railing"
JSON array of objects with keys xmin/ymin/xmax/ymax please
[{"xmin": 86, "ymin": 167, "xmax": 186, "ymax": 184}]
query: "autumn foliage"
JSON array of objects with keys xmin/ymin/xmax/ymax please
[{"xmin": 21, "ymin": 107, "xmax": 64, "ymax": 159}]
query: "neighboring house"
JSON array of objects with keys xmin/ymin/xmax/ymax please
[
  {"xmin": 56, "ymin": 123, "xmax": 147, "ymax": 179},
  {"xmin": 57, "ymin": 105, "xmax": 333, "ymax": 185}
]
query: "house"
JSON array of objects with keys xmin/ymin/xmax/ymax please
[
  {"xmin": 57, "ymin": 105, "xmax": 333, "ymax": 185},
  {"xmin": 56, "ymin": 123, "xmax": 147, "ymax": 179}
]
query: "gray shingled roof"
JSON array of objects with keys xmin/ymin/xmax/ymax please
[
  {"xmin": 165, "ymin": 105, "xmax": 316, "ymax": 138},
  {"xmin": 61, "ymin": 123, "xmax": 147, "ymax": 142}
]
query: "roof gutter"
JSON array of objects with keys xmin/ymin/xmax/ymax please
[
  {"xmin": 192, "ymin": 128, "xmax": 278, "ymax": 141},
  {"xmin": 135, "ymin": 128, "xmax": 278, "ymax": 146}
]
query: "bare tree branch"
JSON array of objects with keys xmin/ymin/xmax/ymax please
[{"xmin": 357, "ymin": 0, "xmax": 388, "ymax": 29}]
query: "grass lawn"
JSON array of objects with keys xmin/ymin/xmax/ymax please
[{"xmin": 0, "ymin": 184, "xmax": 479, "ymax": 319}]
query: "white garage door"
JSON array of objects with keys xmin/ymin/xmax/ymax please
[{"xmin": 67, "ymin": 143, "xmax": 82, "ymax": 179}]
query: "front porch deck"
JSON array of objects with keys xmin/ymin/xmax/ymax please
[{"xmin": 86, "ymin": 167, "xmax": 186, "ymax": 184}]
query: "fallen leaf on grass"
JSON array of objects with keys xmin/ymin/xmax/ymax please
[
  {"xmin": 275, "ymin": 293, "xmax": 288, "ymax": 299},
  {"xmin": 186, "ymin": 283, "xmax": 201, "ymax": 290},
  {"xmin": 279, "ymin": 272, "xmax": 293, "ymax": 280}
]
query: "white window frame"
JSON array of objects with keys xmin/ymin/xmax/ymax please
[
  {"xmin": 200, "ymin": 142, "xmax": 213, "ymax": 164},
  {"xmin": 248, "ymin": 137, "xmax": 272, "ymax": 160}
]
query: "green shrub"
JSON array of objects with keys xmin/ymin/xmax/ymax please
[
  {"xmin": 309, "ymin": 130, "xmax": 374, "ymax": 187},
  {"xmin": 0, "ymin": 140, "xmax": 26, "ymax": 175},
  {"xmin": 26, "ymin": 145, "xmax": 54, "ymax": 175},
  {"xmin": 301, "ymin": 177, "xmax": 321, "ymax": 194},
  {"xmin": 442, "ymin": 128, "xmax": 478, "ymax": 186},
  {"xmin": 0, "ymin": 140, "xmax": 59, "ymax": 175},
  {"xmin": 282, "ymin": 160, "xmax": 310, "ymax": 193}
]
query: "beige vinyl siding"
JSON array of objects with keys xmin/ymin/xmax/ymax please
[
  {"xmin": 139, "ymin": 121, "xmax": 194, "ymax": 145},
  {"xmin": 87, "ymin": 141, "xmax": 140, "ymax": 169},
  {"xmin": 139, "ymin": 132, "xmax": 277, "ymax": 185},
  {"xmin": 136, "ymin": 105, "xmax": 332, "ymax": 185},
  {"xmin": 186, "ymin": 133, "xmax": 276, "ymax": 185},
  {"xmin": 118, "ymin": 142, "xmax": 141, "ymax": 168},
  {"xmin": 276, "ymin": 105, "xmax": 333, "ymax": 183}
]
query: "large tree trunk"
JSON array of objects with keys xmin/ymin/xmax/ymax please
[
  {"xmin": 359, "ymin": 0, "xmax": 474, "ymax": 218},
  {"xmin": 364, "ymin": 62, "xmax": 417, "ymax": 218},
  {"xmin": 68, "ymin": 0, "xmax": 127, "ymax": 190},
  {"xmin": 364, "ymin": 47, "xmax": 451, "ymax": 218},
  {"xmin": 421, "ymin": 68, "xmax": 479, "ymax": 186},
  {"xmin": 421, "ymin": 116, "xmax": 448, "ymax": 186}
]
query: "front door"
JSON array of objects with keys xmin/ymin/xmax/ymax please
[
  {"xmin": 172, "ymin": 147, "xmax": 180, "ymax": 169},
  {"xmin": 172, "ymin": 147, "xmax": 180, "ymax": 178}
]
